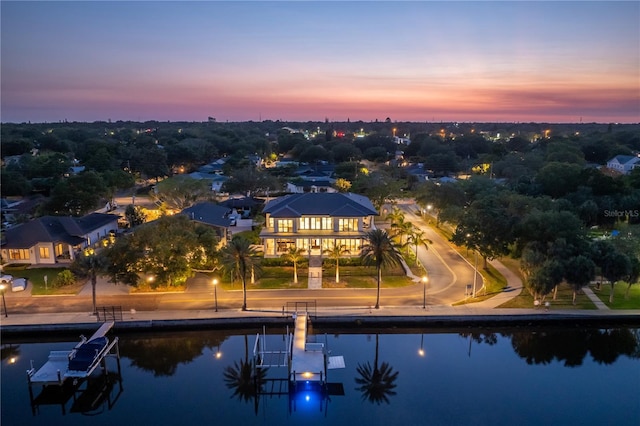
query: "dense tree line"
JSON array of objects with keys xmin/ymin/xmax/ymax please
[{"xmin": 3, "ymin": 120, "xmax": 639, "ymax": 302}]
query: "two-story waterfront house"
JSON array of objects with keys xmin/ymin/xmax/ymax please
[{"xmin": 260, "ymin": 192, "xmax": 378, "ymax": 258}]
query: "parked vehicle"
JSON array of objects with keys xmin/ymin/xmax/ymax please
[
  {"xmin": 0, "ymin": 274, "xmax": 27, "ymax": 292},
  {"xmin": 11, "ymin": 278, "xmax": 27, "ymax": 292}
]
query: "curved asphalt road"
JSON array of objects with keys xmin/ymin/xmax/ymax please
[{"xmin": 396, "ymin": 201, "xmax": 482, "ymax": 305}]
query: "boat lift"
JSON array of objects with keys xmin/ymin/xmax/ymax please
[
  {"xmin": 26, "ymin": 322, "xmax": 122, "ymax": 415},
  {"xmin": 252, "ymin": 309, "xmax": 345, "ymax": 413}
]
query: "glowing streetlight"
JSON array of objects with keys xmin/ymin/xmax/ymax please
[
  {"xmin": 0, "ymin": 283, "xmax": 7, "ymax": 317},
  {"xmin": 418, "ymin": 334, "xmax": 425, "ymax": 357},
  {"xmin": 422, "ymin": 275, "xmax": 429, "ymax": 309},
  {"xmin": 465, "ymin": 234, "xmax": 479, "ymax": 298},
  {"xmin": 212, "ymin": 278, "xmax": 218, "ymax": 312}
]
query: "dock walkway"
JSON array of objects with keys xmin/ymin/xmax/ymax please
[{"xmin": 290, "ymin": 313, "xmax": 325, "ymax": 384}]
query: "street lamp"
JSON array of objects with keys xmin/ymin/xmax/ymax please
[
  {"xmin": 0, "ymin": 283, "xmax": 7, "ymax": 318},
  {"xmin": 466, "ymin": 233, "xmax": 479, "ymax": 298},
  {"xmin": 472, "ymin": 250, "xmax": 478, "ymax": 298},
  {"xmin": 421, "ymin": 275, "xmax": 429, "ymax": 309},
  {"xmin": 212, "ymin": 278, "xmax": 218, "ymax": 312},
  {"xmin": 418, "ymin": 334, "xmax": 425, "ymax": 357}
]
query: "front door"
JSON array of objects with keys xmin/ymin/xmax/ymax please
[{"xmin": 309, "ymin": 238, "xmax": 322, "ymax": 255}]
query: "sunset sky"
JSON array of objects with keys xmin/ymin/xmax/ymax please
[{"xmin": 2, "ymin": 1, "xmax": 639, "ymax": 123}]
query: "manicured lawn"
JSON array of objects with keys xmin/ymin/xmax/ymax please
[
  {"xmin": 496, "ymin": 253, "xmax": 597, "ymax": 309},
  {"xmin": 590, "ymin": 282, "xmax": 640, "ymax": 309},
  {"xmin": 498, "ymin": 282, "xmax": 597, "ymax": 309},
  {"xmin": 3, "ymin": 266, "xmax": 84, "ymax": 295},
  {"xmin": 218, "ymin": 265, "xmax": 413, "ymax": 290}
]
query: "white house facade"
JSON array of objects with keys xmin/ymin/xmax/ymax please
[{"xmin": 259, "ymin": 193, "xmax": 377, "ymax": 258}]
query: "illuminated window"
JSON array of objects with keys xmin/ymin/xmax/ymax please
[
  {"xmin": 9, "ymin": 249, "xmax": 29, "ymax": 260},
  {"xmin": 277, "ymin": 219, "xmax": 293, "ymax": 233},
  {"xmin": 55, "ymin": 243, "xmax": 64, "ymax": 257},
  {"xmin": 338, "ymin": 218, "xmax": 358, "ymax": 232},
  {"xmin": 335, "ymin": 239, "xmax": 361, "ymax": 254},
  {"xmin": 276, "ymin": 239, "xmax": 296, "ymax": 253},
  {"xmin": 39, "ymin": 247, "xmax": 50, "ymax": 259},
  {"xmin": 299, "ymin": 217, "xmax": 328, "ymax": 230}
]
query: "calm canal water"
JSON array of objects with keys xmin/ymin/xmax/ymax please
[{"xmin": 2, "ymin": 326, "xmax": 639, "ymax": 426}]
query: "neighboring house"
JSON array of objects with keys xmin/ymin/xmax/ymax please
[
  {"xmin": 66, "ymin": 166, "xmax": 86, "ymax": 176},
  {"xmin": 247, "ymin": 154, "xmax": 263, "ymax": 168},
  {"xmin": 197, "ymin": 157, "xmax": 228, "ymax": 175},
  {"xmin": 404, "ymin": 163, "xmax": 432, "ymax": 182},
  {"xmin": 275, "ymin": 159, "xmax": 300, "ymax": 168},
  {"xmin": 187, "ymin": 172, "xmax": 229, "ymax": 192},
  {"xmin": 295, "ymin": 163, "xmax": 335, "ymax": 178},
  {"xmin": 181, "ymin": 202, "xmax": 233, "ymax": 243},
  {"xmin": 260, "ymin": 192, "xmax": 377, "ymax": 258},
  {"xmin": 286, "ymin": 178, "xmax": 337, "ymax": 194},
  {"xmin": 606, "ymin": 155, "xmax": 640, "ymax": 174},
  {"xmin": 394, "ymin": 136, "xmax": 411, "ymax": 145},
  {"xmin": 219, "ymin": 196, "xmax": 264, "ymax": 218},
  {"xmin": 0, "ymin": 213, "xmax": 118, "ymax": 265},
  {"xmin": 2, "ymin": 155, "xmax": 22, "ymax": 166}
]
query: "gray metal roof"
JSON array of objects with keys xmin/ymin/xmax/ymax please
[{"xmin": 263, "ymin": 193, "xmax": 377, "ymax": 218}]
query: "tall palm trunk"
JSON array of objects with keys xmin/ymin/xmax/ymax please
[
  {"xmin": 241, "ymin": 260, "xmax": 247, "ymax": 311},
  {"xmin": 375, "ymin": 264, "xmax": 382, "ymax": 309}
]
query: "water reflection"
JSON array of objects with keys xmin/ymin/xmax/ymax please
[
  {"xmin": 26, "ymin": 357, "xmax": 123, "ymax": 416},
  {"xmin": 506, "ymin": 328, "xmax": 639, "ymax": 366},
  {"xmin": 1, "ymin": 343, "xmax": 20, "ymax": 364},
  {"xmin": 3, "ymin": 326, "xmax": 639, "ymax": 425},
  {"xmin": 119, "ymin": 331, "xmax": 226, "ymax": 376},
  {"xmin": 354, "ymin": 334, "xmax": 399, "ymax": 405},
  {"xmin": 223, "ymin": 334, "xmax": 267, "ymax": 414}
]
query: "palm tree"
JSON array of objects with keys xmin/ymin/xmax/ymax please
[
  {"xmin": 360, "ymin": 229, "xmax": 403, "ymax": 309},
  {"xmin": 323, "ymin": 243, "xmax": 349, "ymax": 284},
  {"xmin": 223, "ymin": 334, "xmax": 267, "ymax": 414},
  {"xmin": 220, "ymin": 236, "xmax": 260, "ymax": 311},
  {"xmin": 385, "ymin": 206, "xmax": 404, "ymax": 226},
  {"xmin": 355, "ymin": 334, "xmax": 398, "ymax": 405},
  {"xmin": 407, "ymin": 228, "xmax": 432, "ymax": 266},
  {"xmin": 71, "ymin": 250, "xmax": 108, "ymax": 315},
  {"xmin": 389, "ymin": 213, "xmax": 414, "ymax": 246},
  {"xmin": 280, "ymin": 246, "xmax": 306, "ymax": 284}
]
